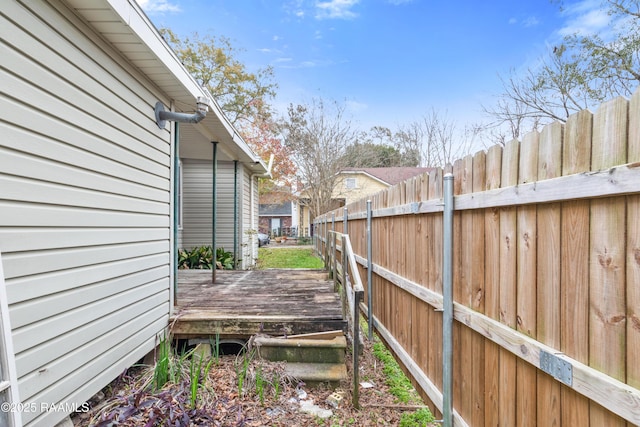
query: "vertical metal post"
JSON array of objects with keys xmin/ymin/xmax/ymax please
[
  {"xmin": 211, "ymin": 142, "xmax": 218, "ymax": 283},
  {"xmin": 233, "ymin": 160, "xmax": 238, "ymax": 269},
  {"xmin": 324, "ymin": 218, "xmax": 329, "ymax": 267},
  {"xmin": 442, "ymin": 173, "xmax": 454, "ymax": 427},
  {"xmin": 366, "ymin": 200, "xmax": 373, "ymax": 340},
  {"xmin": 353, "ymin": 291, "xmax": 363, "ymax": 409},
  {"xmin": 172, "ymin": 122, "xmax": 180, "ymax": 306}
]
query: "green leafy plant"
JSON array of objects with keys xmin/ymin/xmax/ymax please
[
  {"xmin": 210, "ymin": 333, "xmax": 220, "ymax": 365},
  {"xmin": 153, "ymin": 334, "xmax": 171, "ymax": 391},
  {"xmin": 177, "ymin": 245, "xmax": 235, "ymax": 270},
  {"xmin": 216, "ymin": 247, "xmax": 234, "ymax": 269},
  {"xmin": 255, "ymin": 365, "xmax": 265, "ymax": 405},
  {"xmin": 189, "ymin": 349, "xmax": 215, "ymax": 409}
]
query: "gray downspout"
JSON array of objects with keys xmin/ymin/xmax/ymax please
[
  {"xmin": 442, "ymin": 173, "xmax": 454, "ymax": 427},
  {"xmin": 173, "ymin": 122, "xmax": 180, "ymax": 305},
  {"xmin": 233, "ymin": 160, "xmax": 238, "ymax": 269},
  {"xmin": 212, "ymin": 142, "xmax": 218, "ymax": 283}
]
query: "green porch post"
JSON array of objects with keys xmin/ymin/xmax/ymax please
[{"xmin": 212, "ymin": 141, "xmax": 218, "ymax": 283}]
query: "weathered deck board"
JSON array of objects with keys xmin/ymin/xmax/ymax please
[{"xmin": 171, "ymin": 269, "xmax": 346, "ymax": 338}]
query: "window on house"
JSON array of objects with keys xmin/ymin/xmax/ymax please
[{"xmin": 345, "ymin": 178, "xmax": 357, "ymax": 189}]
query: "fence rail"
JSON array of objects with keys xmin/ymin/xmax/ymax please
[
  {"xmin": 314, "ymin": 91, "xmax": 640, "ymax": 426},
  {"xmin": 318, "ymin": 230, "xmax": 364, "ymax": 408}
]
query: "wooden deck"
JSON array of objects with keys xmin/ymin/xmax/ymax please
[{"xmin": 171, "ymin": 269, "xmax": 346, "ymax": 339}]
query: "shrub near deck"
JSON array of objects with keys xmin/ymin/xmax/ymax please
[{"xmin": 258, "ymin": 247, "xmax": 324, "ymax": 269}]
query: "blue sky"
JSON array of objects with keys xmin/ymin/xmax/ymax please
[{"xmin": 138, "ymin": 0, "xmax": 610, "ymax": 133}]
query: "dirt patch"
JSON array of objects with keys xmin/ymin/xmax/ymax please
[{"xmin": 72, "ymin": 333, "xmax": 437, "ymax": 426}]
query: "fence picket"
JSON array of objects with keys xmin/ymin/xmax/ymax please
[
  {"xmin": 536, "ymin": 121, "xmax": 563, "ymax": 426},
  {"xmin": 590, "ymin": 97, "xmax": 628, "ymax": 426},
  {"xmin": 483, "ymin": 144, "xmax": 501, "ymax": 427},
  {"xmin": 628, "ymin": 91, "xmax": 640, "ymax": 415},
  {"xmin": 499, "ymin": 138, "xmax": 519, "ymax": 427}
]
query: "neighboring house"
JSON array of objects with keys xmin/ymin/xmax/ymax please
[
  {"xmin": 0, "ymin": 1, "xmax": 266, "ymax": 426},
  {"xmin": 298, "ymin": 167, "xmax": 432, "ymax": 234},
  {"xmin": 259, "ymin": 202, "xmax": 297, "ymax": 236}
]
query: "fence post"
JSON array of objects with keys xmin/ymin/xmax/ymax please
[
  {"xmin": 366, "ymin": 200, "xmax": 373, "ymax": 340},
  {"xmin": 353, "ymin": 289, "xmax": 363, "ymax": 409},
  {"xmin": 343, "ymin": 207, "xmax": 348, "ymax": 235},
  {"xmin": 442, "ymin": 173, "xmax": 454, "ymax": 427},
  {"xmin": 324, "ymin": 218, "xmax": 329, "ymax": 267}
]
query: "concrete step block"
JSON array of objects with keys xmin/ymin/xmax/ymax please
[
  {"xmin": 254, "ymin": 335, "xmax": 346, "ymax": 364},
  {"xmin": 285, "ymin": 362, "xmax": 347, "ymax": 388}
]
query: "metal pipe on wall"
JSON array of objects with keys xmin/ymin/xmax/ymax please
[
  {"xmin": 442, "ymin": 173, "xmax": 454, "ymax": 427},
  {"xmin": 173, "ymin": 122, "xmax": 180, "ymax": 306}
]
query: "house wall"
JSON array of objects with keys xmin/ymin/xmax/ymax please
[
  {"xmin": 180, "ymin": 159, "xmax": 258, "ymax": 268},
  {"xmin": 333, "ymin": 173, "xmax": 388, "ymax": 205},
  {"xmin": 0, "ymin": 2, "xmax": 172, "ymax": 426},
  {"xmin": 240, "ymin": 166, "xmax": 256, "ymax": 269}
]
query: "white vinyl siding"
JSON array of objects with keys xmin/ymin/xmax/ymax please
[
  {"xmin": 1, "ymin": 2, "xmax": 171, "ymax": 426},
  {"xmin": 241, "ymin": 167, "xmax": 256, "ymax": 269},
  {"xmin": 180, "ymin": 160, "xmax": 260, "ymax": 269},
  {"xmin": 180, "ymin": 159, "xmax": 234, "ymax": 252}
]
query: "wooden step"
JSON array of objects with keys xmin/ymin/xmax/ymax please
[{"xmin": 253, "ymin": 335, "xmax": 346, "ymax": 364}]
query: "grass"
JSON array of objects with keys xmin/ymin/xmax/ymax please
[
  {"xmin": 257, "ymin": 247, "xmax": 324, "ymax": 269},
  {"xmin": 361, "ymin": 317, "xmax": 436, "ymax": 425}
]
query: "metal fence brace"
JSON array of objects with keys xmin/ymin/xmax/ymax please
[{"xmin": 539, "ymin": 351, "xmax": 573, "ymax": 386}]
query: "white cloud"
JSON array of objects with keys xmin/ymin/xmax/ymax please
[
  {"xmin": 522, "ymin": 16, "xmax": 540, "ymax": 28},
  {"xmin": 136, "ymin": 0, "xmax": 181, "ymax": 13},
  {"xmin": 508, "ymin": 15, "xmax": 540, "ymax": 28},
  {"xmin": 315, "ymin": 0, "xmax": 360, "ymax": 20},
  {"xmin": 557, "ymin": 0, "xmax": 610, "ymax": 37}
]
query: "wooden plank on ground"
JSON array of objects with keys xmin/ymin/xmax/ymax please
[
  {"xmin": 590, "ymin": 96, "xmax": 628, "ymax": 427},
  {"xmin": 561, "ymin": 108, "xmax": 592, "ymax": 427}
]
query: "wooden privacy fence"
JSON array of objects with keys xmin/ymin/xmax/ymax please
[{"xmin": 314, "ymin": 90, "xmax": 640, "ymax": 426}]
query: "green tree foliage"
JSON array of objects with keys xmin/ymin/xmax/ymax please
[
  {"xmin": 564, "ymin": 0, "xmax": 640, "ymax": 100},
  {"xmin": 160, "ymin": 28, "xmax": 278, "ymax": 128},
  {"xmin": 279, "ymin": 98, "xmax": 358, "ymax": 218},
  {"xmin": 340, "ymin": 142, "xmax": 404, "ymax": 168},
  {"xmin": 160, "ymin": 29, "xmax": 297, "ymax": 200},
  {"xmin": 487, "ymin": 0, "xmax": 640, "ymax": 141}
]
